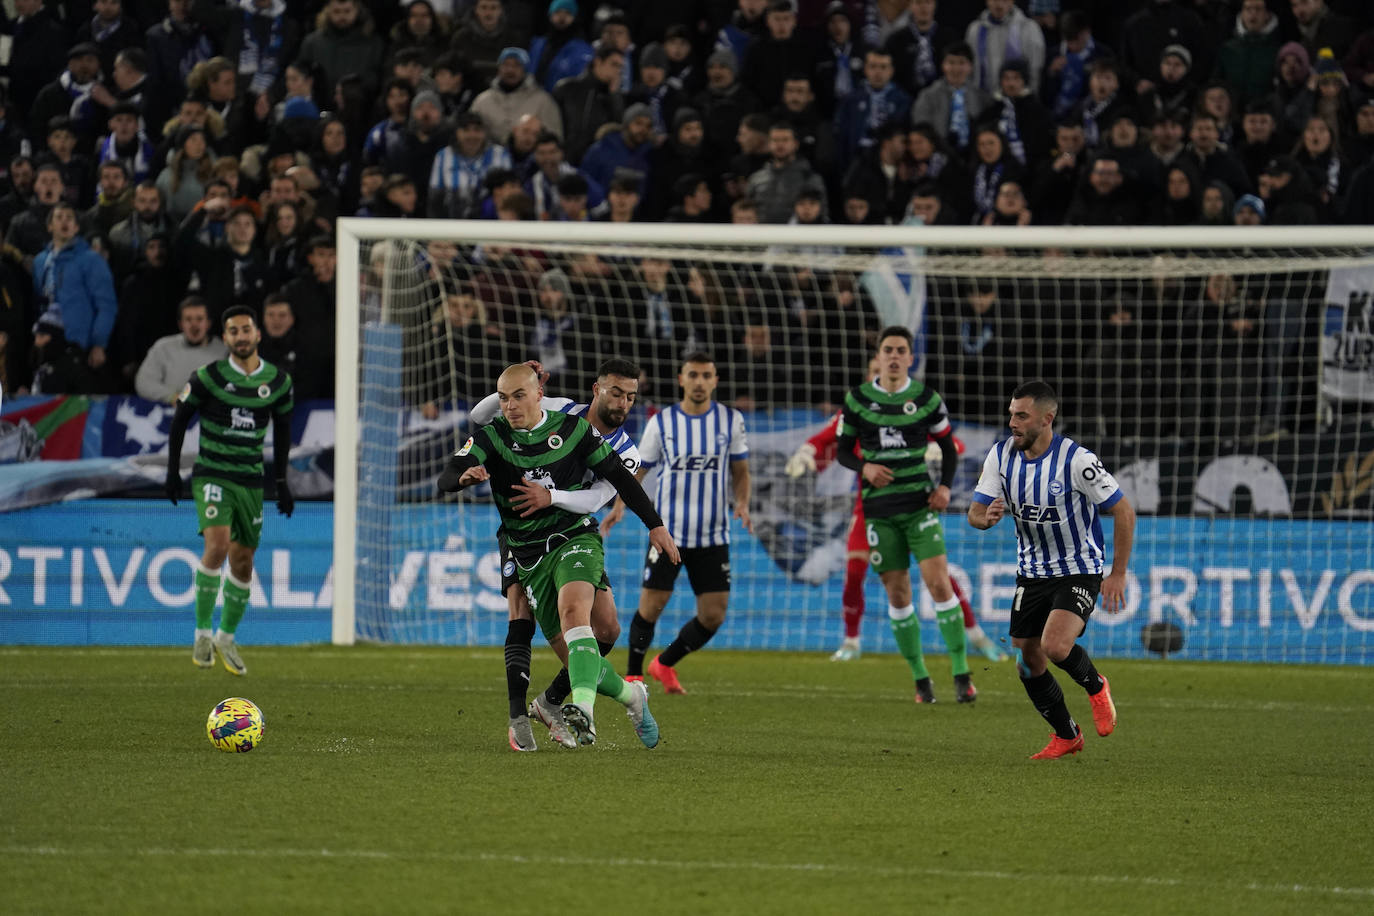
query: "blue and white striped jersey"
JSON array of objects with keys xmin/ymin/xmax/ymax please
[
  {"xmin": 638, "ymin": 402, "xmax": 749, "ymax": 548},
  {"xmin": 428, "ymin": 142, "xmax": 513, "ymax": 217},
  {"xmin": 973, "ymin": 434, "xmax": 1122, "ymax": 579}
]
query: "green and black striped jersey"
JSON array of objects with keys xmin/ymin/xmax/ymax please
[
  {"xmin": 178, "ymin": 358, "xmax": 293, "ymax": 487},
  {"xmin": 839, "ymin": 379, "xmax": 952, "ymax": 518},
  {"xmin": 458, "ymin": 410, "xmax": 616, "ymax": 560}
]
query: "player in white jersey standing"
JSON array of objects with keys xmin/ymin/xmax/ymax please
[
  {"xmin": 601, "ymin": 351, "xmax": 751, "ymax": 694},
  {"xmin": 968, "ymin": 380, "xmax": 1135, "ymax": 760},
  {"xmin": 467, "ymin": 358, "xmax": 645, "ymax": 750}
]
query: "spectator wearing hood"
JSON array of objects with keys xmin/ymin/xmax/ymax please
[
  {"xmin": 554, "ymin": 44, "xmax": 626, "ymax": 163},
  {"xmin": 1198, "ymin": 179, "xmax": 1237, "ymax": 226},
  {"xmin": 471, "ymin": 47, "xmax": 564, "ymax": 143},
  {"xmin": 1216, "ymin": 0, "xmax": 1282, "ymax": 109},
  {"xmin": 452, "ymin": 0, "xmax": 530, "ymax": 87},
  {"xmin": 965, "ymin": 0, "xmax": 1046, "ymax": 96},
  {"xmin": 530, "ymin": 1, "xmax": 594, "ymax": 93},
  {"xmin": 296, "ymin": 0, "xmax": 386, "ymax": 97},
  {"xmin": 580, "ymin": 102, "xmax": 653, "ymax": 197},
  {"xmin": 1152, "ymin": 157, "xmax": 1203, "ymax": 225}
]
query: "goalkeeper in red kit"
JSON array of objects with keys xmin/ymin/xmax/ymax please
[{"xmin": 787, "ymin": 379, "xmax": 1006, "ymax": 663}]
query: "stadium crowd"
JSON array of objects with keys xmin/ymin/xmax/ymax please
[{"xmin": 0, "ymin": 0, "xmax": 1368, "ymax": 438}]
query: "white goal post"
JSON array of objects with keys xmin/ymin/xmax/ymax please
[{"xmin": 333, "ymin": 219, "xmax": 1374, "ymax": 664}]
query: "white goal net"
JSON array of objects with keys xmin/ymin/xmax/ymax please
[{"xmin": 334, "ymin": 221, "xmax": 1374, "ymax": 666}]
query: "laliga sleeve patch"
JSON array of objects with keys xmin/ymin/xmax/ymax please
[
  {"xmin": 456, "ymin": 436, "xmax": 474, "ymax": 457},
  {"xmin": 177, "ymin": 382, "xmax": 192, "ymax": 403}
]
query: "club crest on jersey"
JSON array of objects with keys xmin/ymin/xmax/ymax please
[
  {"xmin": 902, "ymin": 400, "xmax": 917, "ymax": 415},
  {"xmin": 548, "ymin": 434, "xmax": 563, "ymax": 449},
  {"xmin": 1049, "ymin": 480, "xmax": 1065, "ymax": 496},
  {"xmin": 716, "ymin": 433, "xmax": 728, "ymax": 446},
  {"xmin": 455, "ymin": 437, "xmax": 474, "ymax": 457},
  {"xmin": 869, "ymin": 550, "xmax": 882, "ymax": 565},
  {"xmin": 502, "ymin": 560, "xmax": 515, "ymax": 577},
  {"xmin": 258, "ymin": 384, "xmax": 271, "ymax": 398}
]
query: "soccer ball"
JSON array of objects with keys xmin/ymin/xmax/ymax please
[{"xmin": 207, "ymin": 697, "xmax": 265, "ymax": 753}]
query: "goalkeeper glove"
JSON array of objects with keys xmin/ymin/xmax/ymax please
[
  {"xmin": 785, "ymin": 443, "xmax": 818, "ymax": 478},
  {"xmin": 276, "ymin": 477, "xmax": 294, "ymax": 517},
  {"xmin": 164, "ymin": 473, "xmax": 180, "ymax": 505}
]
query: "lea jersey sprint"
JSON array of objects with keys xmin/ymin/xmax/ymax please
[{"xmin": 972, "ymin": 433, "xmax": 1123, "ymax": 578}]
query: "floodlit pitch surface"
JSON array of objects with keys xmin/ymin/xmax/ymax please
[{"xmin": 3, "ymin": 646, "xmax": 1372, "ymax": 915}]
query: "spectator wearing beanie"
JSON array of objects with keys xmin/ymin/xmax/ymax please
[
  {"xmin": 471, "ymin": 47, "xmax": 564, "ymax": 143},
  {"xmin": 1121, "ymin": 0, "xmax": 1212, "ymax": 93},
  {"xmin": 646, "ymin": 108, "xmax": 714, "ymax": 220},
  {"xmin": 1273, "ymin": 42, "xmax": 1312, "ymax": 136},
  {"xmin": 691, "ymin": 48, "xmax": 764, "ymax": 168},
  {"xmin": 628, "ymin": 42, "xmax": 685, "ymax": 139},
  {"xmin": 529, "ymin": 0, "xmax": 594, "ymax": 94},
  {"xmin": 580, "ymin": 102, "xmax": 654, "ymax": 198}
]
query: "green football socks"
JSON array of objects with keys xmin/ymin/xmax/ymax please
[
  {"xmin": 220, "ymin": 573, "xmax": 251, "ymax": 635},
  {"xmin": 935, "ymin": 596, "xmax": 970, "ymax": 676},
  {"xmin": 888, "ymin": 605, "xmax": 930, "ymax": 681},
  {"xmin": 567, "ymin": 633, "xmax": 603, "ymax": 709},
  {"xmin": 194, "ymin": 565, "xmax": 221, "ymax": 630}
]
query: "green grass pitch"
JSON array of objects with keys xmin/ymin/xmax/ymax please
[{"xmin": 3, "ymin": 646, "xmax": 1373, "ymax": 915}]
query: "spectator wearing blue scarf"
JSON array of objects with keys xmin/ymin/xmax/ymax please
[
  {"xmin": 911, "ymin": 42, "xmax": 990, "ymax": 154},
  {"xmin": 834, "ymin": 48, "xmax": 911, "ymax": 172},
  {"xmin": 1042, "ymin": 10, "xmax": 1110, "ymax": 120}
]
